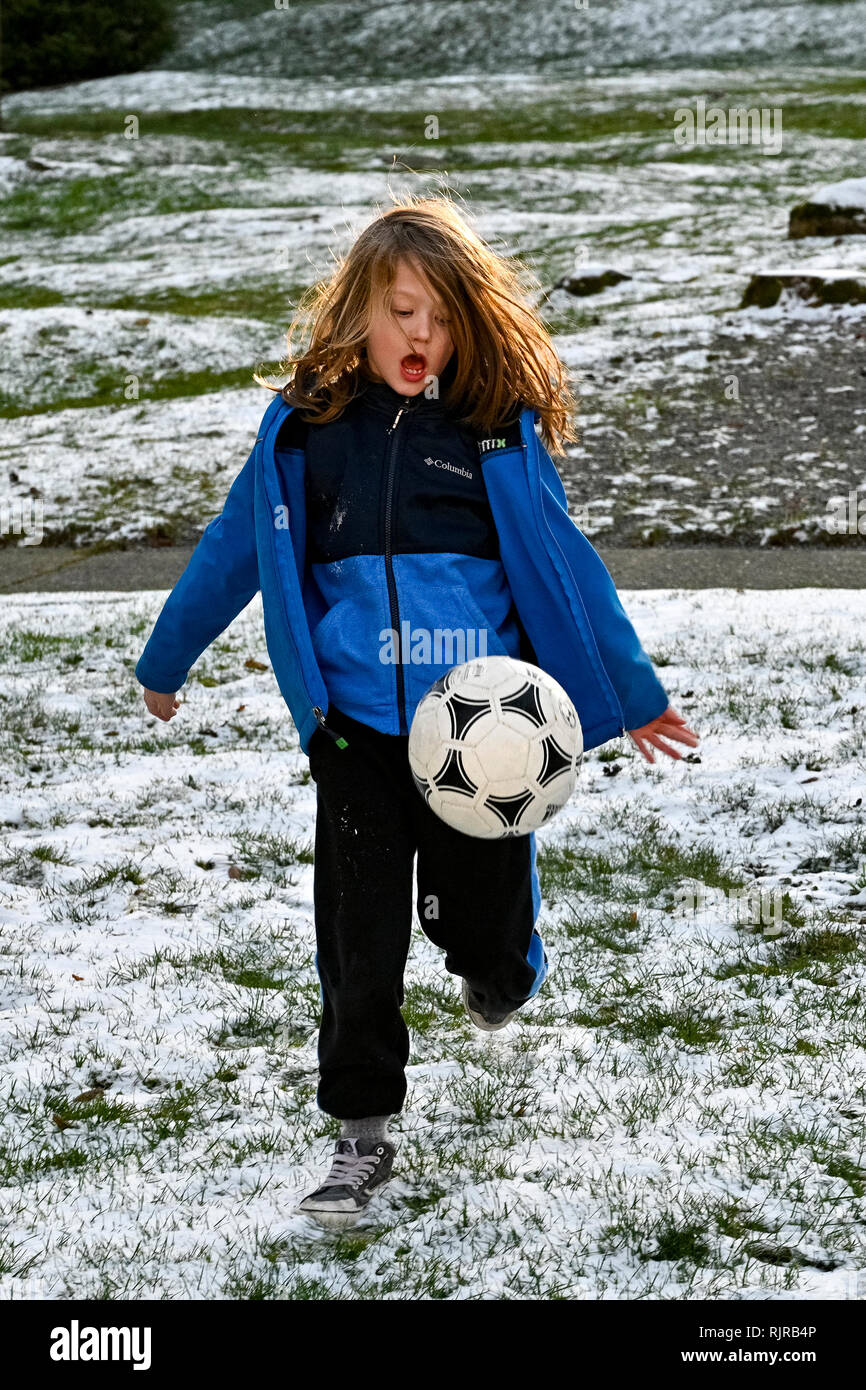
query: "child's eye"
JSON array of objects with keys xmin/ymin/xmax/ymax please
[{"xmin": 393, "ymin": 308, "xmax": 450, "ymax": 325}]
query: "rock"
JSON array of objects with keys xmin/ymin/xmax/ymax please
[
  {"xmin": 553, "ymin": 266, "xmax": 632, "ymax": 297},
  {"xmin": 789, "ymin": 177, "xmax": 866, "ymax": 238},
  {"xmin": 740, "ymin": 271, "xmax": 866, "ymax": 309}
]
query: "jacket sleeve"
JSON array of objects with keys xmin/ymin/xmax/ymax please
[
  {"xmin": 134, "ymin": 443, "xmax": 260, "ymax": 694},
  {"xmin": 536, "ymin": 434, "xmax": 670, "ymax": 732}
]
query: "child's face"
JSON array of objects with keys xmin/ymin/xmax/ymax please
[{"xmin": 365, "ymin": 258, "xmax": 454, "ymax": 396}]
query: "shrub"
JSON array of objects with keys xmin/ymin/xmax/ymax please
[{"xmin": 1, "ymin": 0, "xmax": 175, "ymax": 95}]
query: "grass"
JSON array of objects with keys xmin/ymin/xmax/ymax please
[
  {"xmin": 1, "ymin": 56, "xmax": 866, "ymax": 1295},
  {"xmin": 538, "ymin": 809, "xmax": 746, "ymax": 908},
  {"xmin": 3, "ymin": 71, "xmax": 863, "ymax": 554},
  {"xmin": 231, "ymin": 829, "xmax": 315, "ymax": 878},
  {"xmin": 5, "ymin": 79, "xmax": 859, "ymax": 248},
  {"xmin": 1, "ymin": 102, "xmax": 684, "ymax": 152},
  {"xmin": 0, "ymin": 365, "xmax": 278, "ymax": 419},
  {"xmin": 105, "ymin": 282, "xmax": 308, "ymax": 320},
  {"xmin": 0, "ymin": 281, "xmax": 300, "ymax": 318},
  {"xmin": 0, "ymin": 170, "xmax": 234, "ymax": 237},
  {"xmin": 402, "ymin": 978, "xmax": 465, "ymax": 1033}
]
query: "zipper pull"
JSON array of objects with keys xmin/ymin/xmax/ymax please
[
  {"xmin": 389, "ymin": 407, "xmax": 405, "ymax": 432},
  {"xmin": 313, "ymin": 706, "xmax": 348, "ymax": 748}
]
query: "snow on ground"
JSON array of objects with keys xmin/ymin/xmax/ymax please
[
  {"xmin": 6, "ymin": 66, "xmax": 866, "ymax": 120},
  {"xmin": 0, "ymin": 390, "xmax": 269, "ymax": 548},
  {"xmin": 0, "ymin": 305, "xmax": 280, "ymax": 413},
  {"xmin": 141, "ymin": 1, "xmax": 866, "ymax": 78},
  {"xmin": 810, "ymin": 176, "xmax": 866, "ymax": 208},
  {"xmin": 0, "ymin": 587, "xmax": 864, "ymax": 1299},
  {"xmin": 2, "ymin": 53, "xmax": 865, "ymax": 542}
]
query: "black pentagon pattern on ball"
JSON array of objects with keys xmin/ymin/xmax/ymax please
[
  {"xmin": 443, "ymin": 691, "xmax": 494, "ymax": 742},
  {"xmin": 484, "ymin": 786, "xmax": 538, "ymax": 830},
  {"xmin": 410, "ymin": 765, "xmax": 433, "ymax": 805},
  {"xmin": 431, "ymin": 746, "xmax": 477, "ymax": 798},
  {"xmin": 498, "ymin": 679, "xmax": 548, "ymax": 730},
  {"xmin": 537, "ymin": 733, "xmax": 575, "ymax": 788}
]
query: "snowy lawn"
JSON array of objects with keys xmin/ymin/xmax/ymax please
[
  {"xmin": 0, "ymin": 586, "xmax": 864, "ymax": 1299},
  {"xmin": 2, "ymin": 65, "xmax": 866, "ymax": 547}
]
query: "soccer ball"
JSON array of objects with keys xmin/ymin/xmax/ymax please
[{"xmin": 408, "ymin": 656, "xmax": 583, "ymax": 839}]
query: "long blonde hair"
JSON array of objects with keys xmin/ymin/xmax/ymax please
[{"xmin": 255, "ymin": 193, "xmax": 578, "ymax": 455}]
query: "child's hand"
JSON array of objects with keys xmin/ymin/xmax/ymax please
[
  {"xmin": 627, "ymin": 705, "xmax": 698, "ymax": 764},
  {"xmin": 143, "ymin": 689, "xmax": 180, "ymax": 722}
]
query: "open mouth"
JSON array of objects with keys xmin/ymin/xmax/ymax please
[{"xmin": 400, "ymin": 353, "xmax": 427, "ymax": 381}]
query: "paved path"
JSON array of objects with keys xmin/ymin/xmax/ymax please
[{"xmin": 0, "ymin": 544, "xmax": 865, "ymax": 593}]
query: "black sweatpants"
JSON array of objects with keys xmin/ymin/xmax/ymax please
[{"xmin": 308, "ymin": 703, "xmax": 540, "ymax": 1119}]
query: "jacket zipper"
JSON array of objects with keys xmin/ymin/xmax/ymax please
[
  {"xmin": 385, "ymin": 405, "xmax": 408, "ymax": 734},
  {"xmin": 313, "ymin": 705, "xmax": 348, "ymax": 748}
]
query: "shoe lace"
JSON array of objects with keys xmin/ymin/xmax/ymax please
[{"xmin": 322, "ymin": 1147, "xmax": 382, "ymax": 1189}]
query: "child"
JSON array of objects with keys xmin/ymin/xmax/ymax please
[{"xmin": 137, "ymin": 195, "xmax": 698, "ymax": 1229}]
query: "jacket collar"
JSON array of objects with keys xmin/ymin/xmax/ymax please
[
  {"xmin": 355, "ymin": 350, "xmax": 462, "ymax": 418},
  {"xmin": 358, "ymin": 374, "xmax": 448, "ymax": 419}
]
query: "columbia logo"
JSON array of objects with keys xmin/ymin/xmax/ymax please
[
  {"xmin": 478, "ymin": 437, "xmax": 507, "ymax": 454},
  {"xmin": 424, "ymin": 455, "xmax": 473, "ymax": 479}
]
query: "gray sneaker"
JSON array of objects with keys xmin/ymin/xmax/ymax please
[{"xmin": 295, "ymin": 1136, "xmax": 396, "ymax": 1227}]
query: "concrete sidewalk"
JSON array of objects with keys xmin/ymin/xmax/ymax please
[{"xmin": 1, "ymin": 543, "xmax": 865, "ymax": 593}]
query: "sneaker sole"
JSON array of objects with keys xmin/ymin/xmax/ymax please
[
  {"xmin": 461, "ymin": 978, "xmax": 516, "ymax": 1032},
  {"xmin": 294, "ymin": 1203, "xmax": 364, "ymax": 1230},
  {"xmin": 294, "ymin": 1175, "xmax": 394, "ymax": 1228}
]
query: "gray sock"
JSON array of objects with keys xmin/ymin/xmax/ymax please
[{"xmin": 340, "ymin": 1114, "xmax": 391, "ymax": 1141}]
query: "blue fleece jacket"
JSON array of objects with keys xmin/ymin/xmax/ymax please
[{"xmin": 135, "ymin": 383, "xmax": 669, "ymax": 758}]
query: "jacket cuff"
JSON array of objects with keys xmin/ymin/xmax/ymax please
[{"xmin": 135, "ymin": 654, "xmax": 188, "ymax": 695}]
